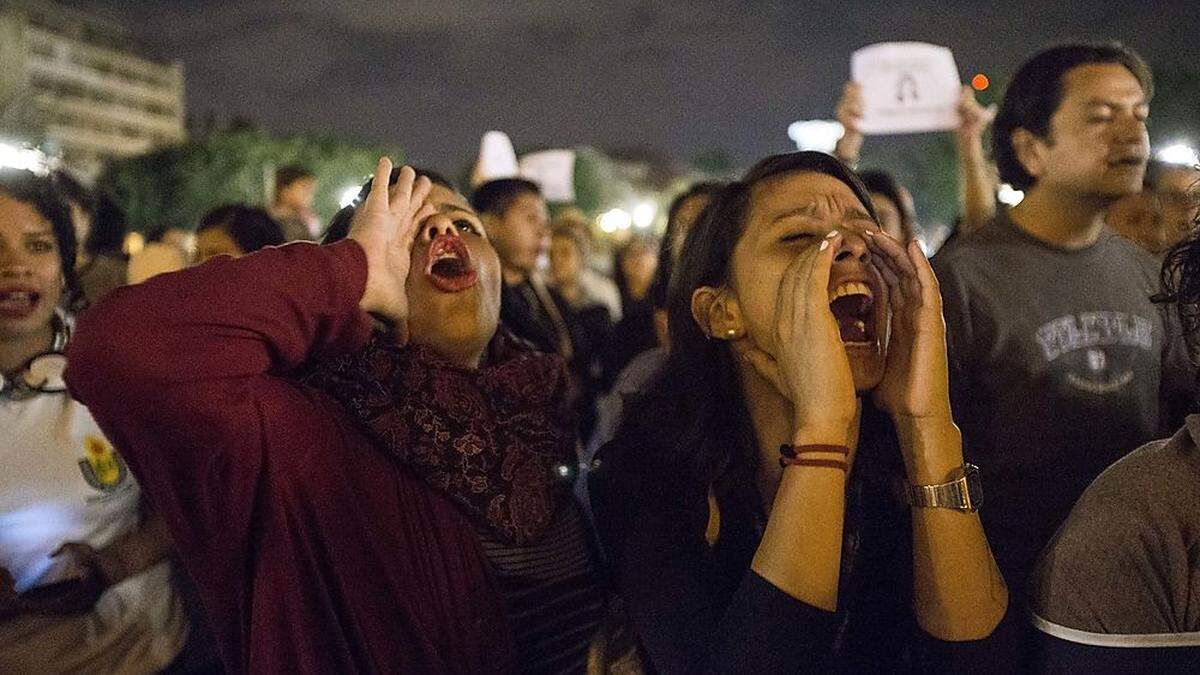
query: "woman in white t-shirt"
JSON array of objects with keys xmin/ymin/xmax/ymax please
[{"xmin": 0, "ymin": 168, "xmax": 187, "ymax": 674}]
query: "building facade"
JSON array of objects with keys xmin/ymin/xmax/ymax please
[{"xmin": 0, "ymin": 0, "xmax": 185, "ymax": 180}]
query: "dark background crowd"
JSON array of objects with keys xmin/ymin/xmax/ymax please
[{"xmin": 2, "ymin": 2, "xmax": 1200, "ymax": 674}]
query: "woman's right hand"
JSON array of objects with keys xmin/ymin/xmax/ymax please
[
  {"xmin": 350, "ymin": 158, "xmax": 436, "ymax": 346},
  {"xmin": 740, "ymin": 233, "xmax": 859, "ymax": 447}
]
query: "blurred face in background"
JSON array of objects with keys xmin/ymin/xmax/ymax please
[
  {"xmin": 483, "ymin": 192, "xmax": 549, "ymax": 281},
  {"xmin": 549, "ymin": 233, "xmax": 584, "ymax": 289},
  {"xmin": 277, "ymin": 177, "xmax": 317, "ymax": 211},
  {"xmin": 620, "ymin": 238, "xmax": 658, "ymax": 301},
  {"xmin": 1107, "ymin": 164, "xmax": 1199, "ymax": 256},
  {"xmin": 0, "ymin": 194, "xmax": 62, "ymax": 344}
]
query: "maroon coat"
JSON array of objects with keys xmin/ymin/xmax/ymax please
[{"xmin": 66, "ymin": 241, "xmax": 515, "ymax": 674}]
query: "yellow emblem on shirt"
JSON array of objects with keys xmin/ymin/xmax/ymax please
[{"xmin": 78, "ymin": 435, "xmax": 128, "ymax": 492}]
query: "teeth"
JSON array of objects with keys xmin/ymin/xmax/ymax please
[
  {"xmin": 829, "ymin": 281, "xmax": 873, "ymax": 302},
  {"xmin": 435, "ymin": 250, "xmax": 459, "ymax": 261}
]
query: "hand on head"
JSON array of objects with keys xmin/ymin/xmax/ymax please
[{"xmin": 351, "ymin": 158, "xmax": 437, "ymax": 345}]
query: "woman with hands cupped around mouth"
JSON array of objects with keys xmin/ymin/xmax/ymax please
[
  {"xmin": 67, "ymin": 159, "xmax": 614, "ymax": 673},
  {"xmin": 589, "ymin": 151, "xmax": 1011, "ymax": 673}
]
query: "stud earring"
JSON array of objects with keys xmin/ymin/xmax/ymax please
[{"xmin": 725, "ymin": 328, "xmax": 738, "ymax": 339}]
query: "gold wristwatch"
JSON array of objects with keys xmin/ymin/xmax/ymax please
[{"xmin": 905, "ymin": 464, "xmax": 982, "ymax": 512}]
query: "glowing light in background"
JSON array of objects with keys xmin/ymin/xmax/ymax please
[
  {"xmin": 339, "ymin": 185, "xmax": 363, "ymax": 208},
  {"xmin": 787, "ymin": 120, "xmax": 845, "ymax": 153},
  {"xmin": 1156, "ymin": 143, "xmax": 1199, "ymax": 167},
  {"xmin": 971, "ymin": 73, "xmax": 990, "ymax": 91},
  {"xmin": 598, "ymin": 208, "xmax": 632, "ymax": 233},
  {"xmin": 0, "ymin": 142, "xmax": 50, "ymax": 174},
  {"xmin": 997, "ymin": 183, "xmax": 1024, "ymax": 207},
  {"xmin": 632, "ymin": 202, "xmax": 656, "ymax": 229}
]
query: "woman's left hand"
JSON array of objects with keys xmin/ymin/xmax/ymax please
[{"xmin": 865, "ymin": 232, "xmax": 952, "ymax": 423}]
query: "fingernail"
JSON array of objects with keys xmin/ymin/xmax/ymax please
[
  {"xmin": 863, "ymin": 230, "xmax": 874, "ymax": 237},
  {"xmin": 819, "ymin": 240, "xmax": 830, "ymax": 251},
  {"xmin": 825, "ymin": 231, "xmax": 839, "ymax": 239}
]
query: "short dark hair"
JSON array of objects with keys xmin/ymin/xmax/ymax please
[
  {"xmin": 274, "ymin": 165, "xmax": 315, "ymax": 194},
  {"xmin": 470, "ymin": 178, "xmax": 541, "ymax": 217},
  {"xmin": 857, "ymin": 169, "xmax": 916, "ymax": 242},
  {"xmin": 198, "ymin": 204, "xmax": 286, "ymax": 254},
  {"xmin": 322, "ymin": 167, "xmax": 458, "ymax": 245},
  {"xmin": 994, "ymin": 41, "xmax": 1154, "ymax": 190},
  {"xmin": 0, "ymin": 168, "xmax": 78, "ymax": 299}
]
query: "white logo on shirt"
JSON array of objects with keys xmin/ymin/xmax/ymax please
[{"xmin": 1035, "ymin": 312, "xmax": 1153, "ymax": 362}]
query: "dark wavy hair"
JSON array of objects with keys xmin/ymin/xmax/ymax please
[
  {"xmin": 0, "ymin": 168, "xmax": 79, "ymax": 302},
  {"xmin": 1153, "ymin": 201, "xmax": 1200, "ymax": 362},
  {"xmin": 322, "ymin": 167, "xmax": 457, "ymax": 244},
  {"xmin": 994, "ymin": 41, "xmax": 1153, "ymax": 191},
  {"xmin": 198, "ymin": 204, "xmax": 286, "ymax": 255},
  {"xmin": 614, "ymin": 152, "xmax": 900, "ymax": 505}
]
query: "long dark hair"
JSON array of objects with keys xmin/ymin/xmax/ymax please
[
  {"xmin": 1152, "ymin": 200, "xmax": 1200, "ymax": 362},
  {"xmin": 615, "ymin": 151, "xmax": 896, "ymax": 505}
]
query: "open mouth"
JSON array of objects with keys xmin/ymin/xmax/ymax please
[
  {"xmin": 828, "ymin": 280, "xmax": 876, "ymax": 346},
  {"xmin": 0, "ymin": 289, "xmax": 39, "ymax": 318},
  {"xmin": 424, "ymin": 234, "xmax": 478, "ymax": 293}
]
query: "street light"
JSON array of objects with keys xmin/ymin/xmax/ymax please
[
  {"xmin": 632, "ymin": 202, "xmax": 656, "ymax": 229},
  {"xmin": 787, "ymin": 120, "xmax": 845, "ymax": 153},
  {"xmin": 0, "ymin": 141, "xmax": 49, "ymax": 174},
  {"xmin": 599, "ymin": 208, "xmax": 632, "ymax": 234},
  {"xmin": 1156, "ymin": 143, "xmax": 1199, "ymax": 167},
  {"xmin": 339, "ymin": 185, "xmax": 362, "ymax": 208}
]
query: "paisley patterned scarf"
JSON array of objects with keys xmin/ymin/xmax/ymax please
[{"xmin": 305, "ymin": 331, "xmax": 577, "ymax": 545}]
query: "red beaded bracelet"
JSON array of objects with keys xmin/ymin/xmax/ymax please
[{"xmin": 778, "ymin": 444, "xmax": 850, "ymax": 470}]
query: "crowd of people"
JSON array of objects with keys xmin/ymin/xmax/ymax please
[{"xmin": 1, "ymin": 39, "xmax": 1197, "ymax": 674}]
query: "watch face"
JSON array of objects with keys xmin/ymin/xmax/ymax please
[{"xmin": 963, "ymin": 464, "xmax": 982, "ymax": 509}]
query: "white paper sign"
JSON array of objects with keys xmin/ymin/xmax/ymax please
[
  {"xmin": 851, "ymin": 42, "xmax": 961, "ymax": 135},
  {"xmin": 519, "ymin": 149, "xmax": 576, "ymax": 202},
  {"xmin": 471, "ymin": 130, "xmax": 519, "ymax": 186}
]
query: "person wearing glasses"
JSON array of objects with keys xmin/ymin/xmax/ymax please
[{"xmin": 0, "ymin": 169, "xmax": 188, "ymax": 673}]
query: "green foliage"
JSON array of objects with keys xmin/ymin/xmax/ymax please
[
  {"xmin": 97, "ymin": 128, "xmax": 400, "ymax": 233},
  {"xmin": 859, "ymin": 132, "xmax": 960, "ymax": 235},
  {"xmin": 571, "ymin": 146, "xmax": 637, "ymax": 217}
]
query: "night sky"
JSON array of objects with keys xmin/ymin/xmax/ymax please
[{"xmin": 70, "ymin": 1, "xmax": 1200, "ymax": 173}]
